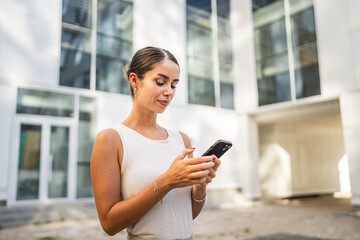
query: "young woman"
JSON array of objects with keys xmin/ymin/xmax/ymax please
[{"xmin": 91, "ymin": 46, "xmax": 221, "ymax": 240}]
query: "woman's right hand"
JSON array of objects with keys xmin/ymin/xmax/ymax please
[{"xmin": 163, "ymin": 148, "xmax": 215, "ymax": 189}]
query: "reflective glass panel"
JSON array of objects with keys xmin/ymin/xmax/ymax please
[
  {"xmin": 220, "ymin": 82, "xmax": 234, "ymax": 109},
  {"xmin": 97, "ymin": 33, "xmax": 132, "ymax": 60},
  {"xmin": 252, "ymin": 0, "xmax": 279, "ymax": 12},
  {"xmin": 257, "ymin": 72, "xmax": 291, "ymax": 105},
  {"xmin": 188, "ymin": 57, "xmax": 214, "ymax": 80},
  {"xmin": 62, "ymin": 0, "xmax": 92, "ymax": 28},
  {"xmin": 48, "ymin": 126, "xmax": 69, "ymax": 198},
  {"xmin": 60, "ymin": 28, "xmax": 91, "ymax": 89},
  {"xmin": 188, "ymin": 75, "xmax": 215, "ymax": 107},
  {"xmin": 96, "ymin": 0, "xmax": 133, "ymax": 94},
  {"xmin": 291, "ymin": 3, "xmax": 320, "ymax": 99},
  {"xmin": 187, "ymin": 2, "xmax": 214, "ymax": 107},
  {"xmin": 187, "ymin": 22, "xmax": 213, "ymax": 60},
  {"xmin": 77, "ymin": 96, "xmax": 96, "ymax": 198},
  {"xmin": 17, "ymin": 124, "xmax": 41, "ymax": 200},
  {"xmin": 294, "ymin": 44, "xmax": 320, "ymax": 99},
  {"xmin": 253, "ymin": 1, "xmax": 291, "ymax": 105},
  {"xmin": 96, "ymin": 56, "xmax": 130, "ymax": 94},
  {"xmin": 16, "ymin": 88, "xmax": 75, "ymax": 117},
  {"xmin": 97, "ymin": 0, "xmax": 133, "ymax": 40},
  {"xmin": 187, "ymin": 0, "xmax": 212, "ymax": 12},
  {"xmin": 291, "ymin": 7, "xmax": 316, "ymax": 47},
  {"xmin": 254, "ymin": 18, "xmax": 287, "ymax": 60}
]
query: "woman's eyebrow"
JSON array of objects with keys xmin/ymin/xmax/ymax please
[
  {"xmin": 157, "ymin": 73, "xmax": 179, "ymax": 82},
  {"xmin": 157, "ymin": 73, "xmax": 169, "ymax": 80}
]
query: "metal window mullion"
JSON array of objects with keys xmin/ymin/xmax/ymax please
[
  {"xmin": 284, "ymin": 0, "xmax": 296, "ymax": 101},
  {"xmin": 211, "ymin": 0, "xmax": 221, "ymax": 108},
  {"xmin": 90, "ymin": 0, "xmax": 98, "ymax": 92}
]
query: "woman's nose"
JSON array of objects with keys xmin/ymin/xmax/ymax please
[{"xmin": 163, "ymin": 85, "xmax": 173, "ymax": 96}]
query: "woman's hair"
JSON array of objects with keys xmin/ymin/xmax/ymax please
[{"xmin": 124, "ymin": 46, "xmax": 179, "ymax": 98}]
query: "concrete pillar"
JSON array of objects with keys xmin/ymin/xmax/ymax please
[
  {"xmin": 340, "ymin": 91, "xmax": 360, "ymax": 207},
  {"xmin": 239, "ymin": 114, "xmax": 261, "ymax": 199}
]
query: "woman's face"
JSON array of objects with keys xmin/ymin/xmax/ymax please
[{"xmin": 135, "ymin": 58, "xmax": 180, "ymax": 113}]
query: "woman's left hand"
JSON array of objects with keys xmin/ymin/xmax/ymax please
[{"xmin": 197, "ymin": 154, "xmax": 221, "ymax": 186}]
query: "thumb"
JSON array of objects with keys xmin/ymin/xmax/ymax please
[{"xmin": 177, "ymin": 147, "xmax": 196, "ymax": 160}]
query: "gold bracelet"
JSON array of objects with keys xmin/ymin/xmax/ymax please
[
  {"xmin": 192, "ymin": 194, "xmax": 206, "ymax": 203},
  {"xmin": 154, "ymin": 178, "xmax": 163, "ymax": 204}
]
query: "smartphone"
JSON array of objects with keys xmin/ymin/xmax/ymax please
[{"xmin": 202, "ymin": 140, "xmax": 232, "ymax": 158}]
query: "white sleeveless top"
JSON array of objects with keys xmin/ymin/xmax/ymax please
[{"xmin": 111, "ymin": 123, "xmax": 193, "ymax": 239}]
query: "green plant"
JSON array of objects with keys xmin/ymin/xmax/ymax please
[
  {"xmin": 36, "ymin": 237, "xmax": 58, "ymax": 240},
  {"xmin": 243, "ymin": 227, "xmax": 251, "ymax": 233}
]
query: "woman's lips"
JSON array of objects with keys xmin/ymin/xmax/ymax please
[{"xmin": 158, "ymin": 100, "xmax": 169, "ymax": 107}]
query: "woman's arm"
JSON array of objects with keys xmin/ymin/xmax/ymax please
[{"xmin": 91, "ymin": 129, "xmax": 214, "ymax": 235}]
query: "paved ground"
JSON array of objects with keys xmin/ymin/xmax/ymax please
[{"xmin": 0, "ymin": 195, "xmax": 359, "ymax": 240}]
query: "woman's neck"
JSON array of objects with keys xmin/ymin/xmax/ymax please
[{"xmin": 122, "ymin": 103, "xmax": 158, "ymax": 131}]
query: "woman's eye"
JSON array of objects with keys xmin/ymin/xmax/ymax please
[
  {"xmin": 171, "ymin": 85, "xmax": 177, "ymax": 89},
  {"xmin": 156, "ymin": 81, "xmax": 164, "ymax": 86}
]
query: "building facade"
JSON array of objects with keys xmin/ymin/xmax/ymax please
[{"xmin": 0, "ymin": 0, "xmax": 359, "ymax": 208}]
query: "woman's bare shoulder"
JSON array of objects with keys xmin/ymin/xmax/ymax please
[
  {"xmin": 179, "ymin": 131, "xmax": 192, "ymax": 148},
  {"xmin": 94, "ymin": 128, "xmax": 122, "ymax": 149}
]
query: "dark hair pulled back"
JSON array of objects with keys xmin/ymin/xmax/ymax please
[{"xmin": 124, "ymin": 46, "xmax": 179, "ymax": 98}]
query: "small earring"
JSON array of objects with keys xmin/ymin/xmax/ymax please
[{"xmin": 134, "ymin": 88, "xmax": 137, "ymax": 94}]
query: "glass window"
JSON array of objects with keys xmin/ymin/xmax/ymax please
[
  {"xmin": 187, "ymin": 2, "xmax": 215, "ymax": 106},
  {"xmin": 188, "ymin": 75, "xmax": 215, "ymax": 107},
  {"xmin": 60, "ymin": 28, "xmax": 91, "ymax": 89},
  {"xmin": 77, "ymin": 96, "xmax": 96, "ymax": 198},
  {"xmin": 291, "ymin": 7, "xmax": 316, "ymax": 47},
  {"xmin": 217, "ymin": 0, "xmax": 234, "ymax": 109},
  {"xmin": 187, "ymin": 0, "xmax": 234, "ymax": 108},
  {"xmin": 16, "ymin": 124, "xmax": 41, "ymax": 200},
  {"xmin": 96, "ymin": 0, "xmax": 133, "ymax": 94},
  {"xmin": 60, "ymin": 0, "xmax": 92, "ymax": 89},
  {"xmin": 291, "ymin": 6, "xmax": 320, "ymax": 99},
  {"xmin": 253, "ymin": 0, "xmax": 320, "ymax": 105},
  {"xmin": 252, "ymin": 0, "xmax": 279, "ymax": 12},
  {"xmin": 62, "ymin": 0, "xmax": 92, "ymax": 28},
  {"xmin": 254, "ymin": 6, "xmax": 291, "ymax": 105},
  {"xmin": 254, "ymin": 18, "xmax": 288, "ymax": 60},
  {"xmin": 16, "ymin": 88, "xmax": 75, "ymax": 117}
]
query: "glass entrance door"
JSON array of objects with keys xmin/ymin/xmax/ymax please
[
  {"xmin": 48, "ymin": 126, "xmax": 70, "ymax": 198},
  {"xmin": 15, "ymin": 121, "xmax": 72, "ymax": 202},
  {"xmin": 16, "ymin": 124, "xmax": 42, "ymax": 200}
]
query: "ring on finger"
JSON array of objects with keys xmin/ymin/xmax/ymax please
[{"xmin": 179, "ymin": 152, "xmax": 184, "ymax": 159}]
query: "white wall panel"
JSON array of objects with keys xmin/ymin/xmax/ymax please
[
  {"xmin": 0, "ymin": 0, "xmax": 61, "ymax": 86},
  {"xmin": 317, "ymin": 35, "xmax": 356, "ymax": 97},
  {"xmin": 340, "ymin": 91, "xmax": 360, "ymax": 206},
  {"xmin": 231, "ymin": 0, "xmax": 258, "ymax": 113},
  {"xmin": 132, "ymin": 0, "xmax": 188, "ymax": 106},
  {"xmin": 314, "ymin": 0, "xmax": 350, "ymax": 41},
  {"xmin": 347, "ymin": 0, "xmax": 360, "ymax": 32},
  {"xmin": 0, "ymin": 83, "xmax": 16, "ymax": 200}
]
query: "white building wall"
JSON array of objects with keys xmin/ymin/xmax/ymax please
[
  {"xmin": 1, "ymin": 0, "xmax": 359, "ymax": 205},
  {"xmin": 0, "ymin": 84, "xmax": 17, "ymax": 201},
  {"xmin": 340, "ymin": 92, "xmax": 360, "ymax": 206},
  {"xmin": 231, "ymin": 0, "xmax": 258, "ymax": 113},
  {"xmin": 314, "ymin": 0, "xmax": 360, "ymax": 96},
  {"xmin": 0, "ymin": 0, "xmax": 62, "ymax": 87}
]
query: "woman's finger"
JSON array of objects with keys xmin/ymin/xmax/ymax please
[
  {"xmin": 187, "ymin": 169, "xmax": 210, "ymax": 179},
  {"xmin": 188, "ymin": 161, "xmax": 215, "ymax": 173},
  {"xmin": 177, "ymin": 148, "xmax": 196, "ymax": 160}
]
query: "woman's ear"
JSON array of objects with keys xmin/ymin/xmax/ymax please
[{"xmin": 129, "ymin": 73, "xmax": 137, "ymax": 90}]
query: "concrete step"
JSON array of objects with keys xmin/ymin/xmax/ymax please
[{"xmin": 0, "ymin": 201, "xmax": 98, "ymax": 228}]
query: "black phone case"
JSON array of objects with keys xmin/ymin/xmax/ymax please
[{"xmin": 202, "ymin": 140, "xmax": 232, "ymax": 158}]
